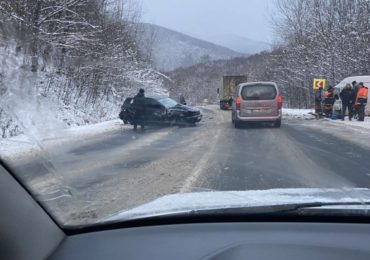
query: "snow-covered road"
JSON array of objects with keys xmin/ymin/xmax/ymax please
[{"xmin": 1, "ymin": 107, "xmax": 370, "ymax": 226}]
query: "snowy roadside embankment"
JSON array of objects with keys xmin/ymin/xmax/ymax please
[
  {"xmin": 283, "ymin": 108, "xmax": 315, "ymax": 119},
  {"xmin": 282, "ymin": 107, "xmax": 370, "ymax": 149},
  {"xmin": 0, "ymin": 39, "xmax": 168, "ymax": 140},
  {"xmin": 325, "ymin": 117, "xmax": 370, "ymax": 130},
  {"xmin": 283, "ymin": 108, "xmax": 370, "ymax": 130},
  {"xmin": 0, "ymin": 42, "xmax": 119, "ymax": 138},
  {"xmin": 0, "ymin": 119, "xmax": 126, "ymax": 160}
]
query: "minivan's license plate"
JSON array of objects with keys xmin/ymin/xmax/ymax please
[{"xmin": 249, "ymin": 109, "xmax": 271, "ymax": 113}]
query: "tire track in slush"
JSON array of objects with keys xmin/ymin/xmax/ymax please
[
  {"xmin": 180, "ymin": 110, "xmax": 229, "ymax": 193},
  {"xmin": 20, "ymin": 127, "xmax": 178, "ymax": 203}
]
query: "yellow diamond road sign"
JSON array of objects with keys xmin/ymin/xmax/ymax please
[{"xmin": 313, "ymin": 79, "xmax": 326, "ymax": 90}]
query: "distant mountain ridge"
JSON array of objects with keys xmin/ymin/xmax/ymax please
[
  {"xmin": 138, "ymin": 23, "xmax": 245, "ymax": 71},
  {"xmin": 204, "ymin": 34, "xmax": 272, "ymax": 54}
]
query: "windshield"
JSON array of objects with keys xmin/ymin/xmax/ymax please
[
  {"xmin": 1, "ymin": 0, "xmax": 370, "ymax": 228},
  {"xmin": 158, "ymin": 97, "xmax": 178, "ymax": 108},
  {"xmin": 241, "ymin": 84, "xmax": 277, "ymax": 100}
]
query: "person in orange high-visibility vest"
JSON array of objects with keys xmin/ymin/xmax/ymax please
[
  {"xmin": 323, "ymin": 86, "xmax": 335, "ymax": 117},
  {"xmin": 353, "ymin": 83, "xmax": 368, "ymax": 121},
  {"xmin": 356, "ymin": 82, "xmax": 368, "ymax": 103}
]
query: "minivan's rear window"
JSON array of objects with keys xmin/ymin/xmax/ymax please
[{"xmin": 241, "ymin": 84, "xmax": 277, "ymax": 100}]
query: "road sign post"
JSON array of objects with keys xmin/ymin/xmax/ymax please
[{"xmin": 313, "ymin": 79, "xmax": 326, "ymax": 118}]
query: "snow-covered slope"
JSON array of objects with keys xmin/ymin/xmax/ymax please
[
  {"xmin": 139, "ymin": 23, "xmax": 244, "ymax": 71},
  {"xmin": 205, "ymin": 34, "xmax": 272, "ymax": 54},
  {"xmin": 0, "ymin": 41, "xmax": 168, "ymax": 139}
]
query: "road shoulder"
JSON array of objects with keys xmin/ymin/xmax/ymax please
[{"xmin": 284, "ymin": 118, "xmax": 370, "ymax": 150}]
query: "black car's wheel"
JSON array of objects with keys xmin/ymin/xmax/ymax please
[
  {"xmin": 175, "ymin": 114, "xmax": 197, "ymax": 126},
  {"xmin": 168, "ymin": 116, "xmax": 182, "ymax": 126},
  {"xmin": 185, "ymin": 122, "xmax": 197, "ymax": 127},
  {"xmin": 179, "ymin": 119, "xmax": 195, "ymax": 127},
  {"xmin": 183, "ymin": 118, "xmax": 193, "ymax": 124}
]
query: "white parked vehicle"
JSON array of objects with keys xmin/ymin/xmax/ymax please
[{"xmin": 333, "ymin": 76, "xmax": 370, "ymax": 116}]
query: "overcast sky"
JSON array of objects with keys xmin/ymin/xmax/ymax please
[{"xmin": 138, "ymin": 0, "xmax": 276, "ymax": 43}]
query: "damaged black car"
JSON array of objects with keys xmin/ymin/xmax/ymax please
[{"xmin": 119, "ymin": 96, "xmax": 202, "ymax": 127}]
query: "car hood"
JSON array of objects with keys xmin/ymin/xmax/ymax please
[
  {"xmin": 169, "ymin": 104, "xmax": 200, "ymax": 113},
  {"xmin": 104, "ymin": 188, "xmax": 370, "ymax": 222}
]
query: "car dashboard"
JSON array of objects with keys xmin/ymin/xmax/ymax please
[{"xmin": 52, "ymin": 222, "xmax": 370, "ymax": 260}]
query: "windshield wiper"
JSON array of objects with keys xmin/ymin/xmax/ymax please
[
  {"xmin": 79, "ymin": 201, "xmax": 370, "ymax": 231},
  {"xmin": 63, "ymin": 201, "xmax": 370, "ymax": 233},
  {"xmin": 105, "ymin": 202, "xmax": 370, "ymax": 225},
  {"xmin": 183, "ymin": 201, "xmax": 370, "ymax": 216}
]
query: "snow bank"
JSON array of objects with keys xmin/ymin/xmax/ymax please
[
  {"xmin": 0, "ymin": 119, "xmax": 126, "ymax": 160},
  {"xmin": 326, "ymin": 117, "xmax": 370, "ymax": 130},
  {"xmin": 283, "ymin": 108, "xmax": 315, "ymax": 119}
]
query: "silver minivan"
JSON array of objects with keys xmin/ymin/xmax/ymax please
[{"xmin": 232, "ymin": 82, "xmax": 282, "ymax": 128}]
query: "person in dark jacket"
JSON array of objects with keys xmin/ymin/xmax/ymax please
[
  {"xmin": 314, "ymin": 87, "xmax": 323, "ymax": 117},
  {"xmin": 179, "ymin": 94, "xmax": 187, "ymax": 105},
  {"xmin": 351, "ymin": 81, "xmax": 359, "ymax": 107},
  {"xmin": 339, "ymin": 84, "xmax": 354, "ymax": 121},
  {"xmin": 133, "ymin": 89, "xmax": 146, "ymax": 130}
]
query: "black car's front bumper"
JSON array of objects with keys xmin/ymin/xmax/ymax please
[{"xmin": 184, "ymin": 113, "xmax": 202, "ymax": 123}]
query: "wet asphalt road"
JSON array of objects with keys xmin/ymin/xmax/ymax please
[{"xmin": 4, "ymin": 106, "xmax": 370, "ymax": 225}]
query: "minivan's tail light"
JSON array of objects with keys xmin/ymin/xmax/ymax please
[
  {"xmin": 277, "ymin": 95, "xmax": 283, "ymax": 109},
  {"xmin": 236, "ymin": 96, "xmax": 241, "ymax": 111}
]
